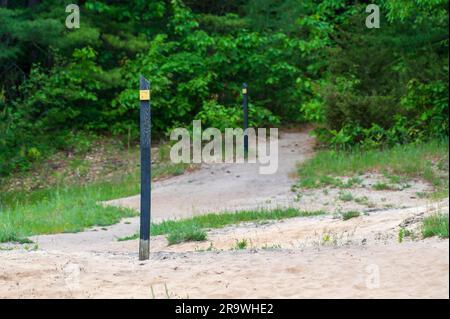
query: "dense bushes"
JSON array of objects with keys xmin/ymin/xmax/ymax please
[
  {"xmin": 1, "ymin": 1, "xmax": 301, "ymax": 175},
  {"xmin": 114, "ymin": 22, "xmax": 295, "ymax": 134},
  {"xmin": 0, "ymin": 0, "xmax": 448, "ymax": 176},
  {"xmin": 307, "ymin": 5, "xmax": 449, "ymax": 149}
]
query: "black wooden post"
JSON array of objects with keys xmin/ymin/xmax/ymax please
[
  {"xmin": 139, "ymin": 75, "xmax": 151, "ymax": 261},
  {"xmin": 242, "ymin": 83, "xmax": 249, "ymax": 153}
]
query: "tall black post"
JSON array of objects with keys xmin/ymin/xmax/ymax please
[
  {"xmin": 242, "ymin": 83, "xmax": 249, "ymax": 153},
  {"xmin": 139, "ymin": 75, "xmax": 151, "ymax": 261}
]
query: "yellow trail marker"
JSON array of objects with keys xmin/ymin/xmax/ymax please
[{"xmin": 140, "ymin": 90, "xmax": 150, "ymax": 101}]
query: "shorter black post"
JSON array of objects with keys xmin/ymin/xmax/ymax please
[
  {"xmin": 242, "ymin": 83, "xmax": 249, "ymax": 153},
  {"xmin": 139, "ymin": 75, "xmax": 151, "ymax": 261}
]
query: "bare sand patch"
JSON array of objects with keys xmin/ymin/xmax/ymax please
[{"xmin": 0, "ymin": 238, "xmax": 447, "ymax": 299}]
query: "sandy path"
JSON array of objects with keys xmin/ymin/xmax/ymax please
[
  {"xmin": 107, "ymin": 130, "xmax": 316, "ymax": 219},
  {"xmin": 0, "ymin": 129, "xmax": 448, "ymax": 298},
  {"xmin": 21, "ymin": 130, "xmax": 315, "ymax": 251}
]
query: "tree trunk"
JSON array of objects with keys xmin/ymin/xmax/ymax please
[{"xmin": 1, "ymin": 0, "xmax": 7, "ymax": 8}]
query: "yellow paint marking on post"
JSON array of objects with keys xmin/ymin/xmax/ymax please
[
  {"xmin": 140, "ymin": 90, "xmax": 151, "ymax": 101},
  {"xmin": 242, "ymin": 88, "xmax": 247, "ymax": 94}
]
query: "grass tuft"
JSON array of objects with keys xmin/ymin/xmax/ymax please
[
  {"xmin": 0, "ymin": 225, "xmax": 34, "ymax": 244},
  {"xmin": 116, "ymin": 233, "xmax": 139, "ymax": 242},
  {"xmin": 234, "ymin": 239, "xmax": 249, "ymax": 250},
  {"xmin": 398, "ymin": 228, "xmax": 413, "ymax": 243},
  {"xmin": 341, "ymin": 211, "xmax": 361, "ymax": 221},
  {"xmin": 167, "ymin": 225, "xmax": 207, "ymax": 245},
  {"xmin": 372, "ymin": 181, "xmax": 395, "ymax": 191},
  {"xmin": 338, "ymin": 191, "xmax": 354, "ymax": 202},
  {"xmin": 422, "ymin": 213, "xmax": 449, "ymax": 239}
]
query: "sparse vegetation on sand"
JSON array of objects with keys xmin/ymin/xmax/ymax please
[
  {"xmin": 167, "ymin": 225, "xmax": 207, "ymax": 245},
  {"xmin": 117, "ymin": 209, "xmax": 326, "ymax": 244},
  {"xmin": 234, "ymin": 239, "xmax": 249, "ymax": 250},
  {"xmin": 338, "ymin": 191, "xmax": 354, "ymax": 202},
  {"xmin": 422, "ymin": 213, "xmax": 449, "ymax": 239},
  {"xmin": 341, "ymin": 211, "xmax": 361, "ymax": 221},
  {"xmin": 398, "ymin": 228, "xmax": 414, "ymax": 243},
  {"xmin": 296, "ymin": 139, "xmax": 449, "ymax": 198},
  {"xmin": 372, "ymin": 181, "xmax": 397, "ymax": 191},
  {"xmin": 0, "ymin": 142, "xmax": 189, "ymax": 244}
]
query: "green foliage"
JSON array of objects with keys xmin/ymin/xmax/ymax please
[
  {"xmin": 196, "ymin": 101, "xmax": 279, "ymax": 130},
  {"xmin": 310, "ymin": 3, "xmax": 449, "ymax": 148},
  {"xmin": 114, "ymin": 4, "xmax": 294, "ymax": 135},
  {"xmin": 300, "ymin": 99, "xmax": 326, "ymax": 123},
  {"xmin": 0, "ymin": 0, "xmax": 448, "ymax": 175},
  {"xmin": 197, "ymin": 13, "xmax": 248, "ymax": 34},
  {"xmin": 401, "ymin": 80, "xmax": 449, "ymax": 139},
  {"xmin": 383, "ymin": 0, "xmax": 449, "ymax": 22},
  {"xmin": 0, "ymin": 47, "xmax": 116, "ymax": 175},
  {"xmin": 196, "ymin": 101, "xmax": 242, "ymax": 130}
]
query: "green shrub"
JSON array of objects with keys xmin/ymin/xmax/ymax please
[
  {"xmin": 311, "ymin": 7, "xmax": 448, "ymax": 149},
  {"xmin": 196, "ymin": 100, "xmax": 279, "ymax": 130}
]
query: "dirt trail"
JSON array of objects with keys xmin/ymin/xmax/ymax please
[
  {"xmin": 23, "ymin": 130, "xmax": 315, "ymax": 251},
  {"xmin": 0, "ymin": 129, "xmax": 448, "ymax": 298},
  {"xmin": 107, "ymin": 130, "xmax": 316, "ymax": 219}
]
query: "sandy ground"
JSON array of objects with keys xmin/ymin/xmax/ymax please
[
  {"xmin": 0, "ymin": 129, "xmax": 448, "ymax": 298},
  {"xmin": 106, "ymin": 130, "xmax": 317, "ymax": 220}
]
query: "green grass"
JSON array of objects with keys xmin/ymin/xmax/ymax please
[
  {"xmin": 385, "ymin": 174, "xmax": 409, "ymax": 185},
  {"xmin": 422, "ymin": 213, "xmax": 449, "ymax": 239},
  {"xmin": 0, "ymin": 162, "xmax": 189, "ymax": 243},
  {"xmin": 294, "ymin": 175, "xmax": 362, "ymax": 190},
  {"xmin": 116, "ymin": 233, "xmax": 140, "ymax": 242},
  {"xmin": 341, "ymin": 211, "xmax": 361, "ymax": 221},
  {"xmin": 166, "ymin": 225, "xmax": 207, "ymax": 245},
  {"xmin": 0, "ymin": 162, "xmax": 188, "ymax": 209},
  {"xmin": 372, "ymin": 181, "xmax": 396, "ymax": 191},
  {"xmin": 297, "ymin": 139, "xmax": 449, "ymax": 195},
  {"xmin": 398, "ymin": 228, "xmax": 413, "ymax": 243},
  {"xmin": 234, "ymin": 239, "xmax": 249, "ymax": 250},
  {"xmin": 117, "ymin": 208, "xmax": 326, "ymax": 244},
  {"xmin": 151, "ymin": 208, "xmax": 325, "ymax": 235},
  {"xmin": 429, "ymin": 187, "xmax": 450, "ymax": 200},
  {"xmin": 0, "ymin": 188, "xmax": 139, "ymax": 243}
]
